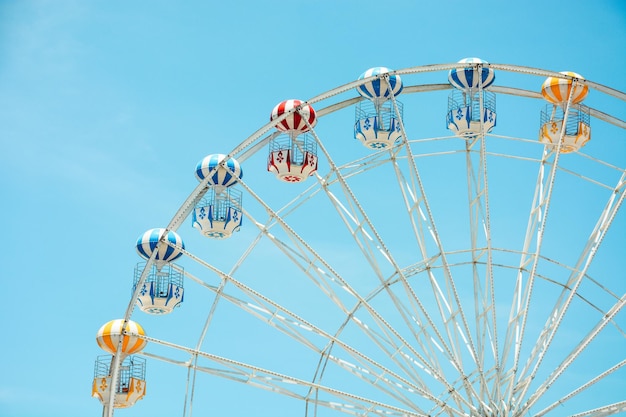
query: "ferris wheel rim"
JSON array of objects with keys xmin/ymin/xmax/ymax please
[
  {"xmin": 105, "ymin": 61, "xmax": 626, "ymax": 417},
  {"xmin": 150, "ymin": 62, "xmax": 626, "ymax": 238}
]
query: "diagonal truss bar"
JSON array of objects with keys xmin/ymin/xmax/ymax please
[
  {"xmin": 498, "ymin": 146, "xmax": 551, "ymax": 401},
  {"xmin": 533, "ymin": 359, "xmax": 626, "ymax": 417},
  {"xmin": 107, "ymin": 63, "xmax": 625, "ymax": 417},
  {"xmin": 180, "ymin": 233, "xmax": 270, "ymax": 415},
  {"xmin": 465, "ymin": 141, "xmax": 501, "ymax": 407},
  {"xmin": 176, "ymin": 250, "xmax": 462, "ymax": 414},
  {"xmin": 306, "ymin": 125, "xmax": 483, "ymax": 411},
  {"xmin": 519, "ymin": 292, "xmax": 626, "ymax": 416},
  {"xmin": 510, "ymin": 171, "xmax": 626, "ymax": 413},
  {"xmin": 460, "ymin": 67, "xmax": 501, "ymax": 409},
  {"xmin": 389, "ymin": 74, "xmax": 487, "ymax": 408},
  {"xmin": 224, "ymin": 166, "xmax": 478, "ymax": 413},
  {"xmin": 184, "ymin": 273, "xmax": 231, "ymax": 416},
  {"xmin": 139, "ymin": 337, "xmax": 429, "ymax": 417},
  {"xmin": 566, "ymin": 401, "xmax": 626, "ymax": 417},
  {"xmin": 499, "ymin": 80, "xmax": 580, "ymax": 405}
]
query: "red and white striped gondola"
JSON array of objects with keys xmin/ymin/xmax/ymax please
[{"xmin": 268, "ymin": 99, "xmax": 318, "ymax": 182}]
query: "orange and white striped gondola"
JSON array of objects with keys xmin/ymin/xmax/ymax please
[{"xmin": 96, "ymin": 319, "xmax": 147, "ymax": 356}]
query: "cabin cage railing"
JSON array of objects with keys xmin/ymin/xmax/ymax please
[
  {"xmin": 269, "ymin": 133, "xmax": 317, "ymax": 165},
  {"xmin": 133, "ymin": 262, "xmax": 184, "ymax": 297},
  {"xmin": 540, "ymin": 103, "xmax": 591, "ymax": 136},
  {"xmin": 447, "ymin": 90, "xmax": 496, "ymax": 121},
  {"xmin": 355, "ymin": 99, "xmax": 404, "ymax": 131},
  {"xmin": 94, "ymin": 355, "xmax": 146, "ymax": 393},
  {"xmin": 195, "ymin": 187, "xmax": 242, "ymax": 221}
]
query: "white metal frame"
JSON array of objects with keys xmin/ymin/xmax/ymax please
[{"xmin": 103, "ymin": 63, "xmax": 626, "ymax": 417}]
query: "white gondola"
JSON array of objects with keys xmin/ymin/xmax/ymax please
[
  {"xmin": 133, "ymin": 261, "xmax": 184, "ymax": 314},
  {"xmin": 192, "ymin": 187, "xmax": 243, "ymax": 238},
  {"xmin": 267, "ymin": 133, "xmax": 318, "ymax": 182},
  {"xmin": 446, "ymin": 89, "xmax": 497, "ymax": 138},
  {"xmin": 447, "ymin": 57, "xmax": 496, "ymax": 138},
  {"xmin": 100, "ymin": 62, "xmax": 625, "ymax": 417},
  {"xmin": 92, "ymin": 355, "xmax": 146, "ymax": 409},
  {"xmin": 539, "ymin": 71, "xmax": 591, "ymax": 153},
  {"xmin": 268, "ymin": 100, "xmax": 318, "ymax": 183},
  {"xmin": 354, "ymin": 67, "xmax": 404, "ymax": 149},
  {"xmin": 354, "ymin": 99, "xmax": 403, "ymax": 149},
  {"xmin": 539, "ymin": 103, "xmax": 591, "ymax": 153}
]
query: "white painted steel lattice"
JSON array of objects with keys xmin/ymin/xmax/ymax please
[{"xmin": 105, "ymin": 63, "xmax": 626, "ymax": 417}]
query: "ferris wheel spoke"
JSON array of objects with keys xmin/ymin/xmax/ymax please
[
  {"xmin": 128, "ymin": 265, "xmax": 460, "ymax": 417},
  {"xmin": 234, "ymin": 179, "xmax": 356, "ymax": 311},
  {"xmin": 236, "ymin": 223, "xmax": 455, "ymax": 401},
  {"xmin": 558, "ymin": 401, "xmax": 626, "ymax": 417},
  {"xmin": 382, "ymin": 101, "xmax": 487, "ymax": 403},
  {"xmin": 511, "ymin": 170, "xmax": 626, "ymax": 407},
  {"xmin": 386, "ymin": 152, "xmax": 479, "ymax": 375},
  {"xmin": 182, "ymin": 275, "xmax": 228, "ymax": 416},
  {"xmin": 142, "ymin": 343, "xmax": 430, "ymax": 417},
  {"xmin": 533, "ymin": 359, "xmax": 626, "ymax": 417},
  {"xmin": 184, "ymin": 274, "xmax": 438, "ymax": 412},
  {"xmin": 182, "ymin": 188, "xmax": 475, "ymax": 412},
  {"xmin": 505, "ymin": 83, "xmax": 583, "ymax": 399},
  {"xmin": 499, "ymin": 142, "xmax": 564, "ymax": 404},
  {"xmin": 312, "ymin": 95, "xmax": 489, "ymax": 409},
  {"xmin": 309, "ymin": 190, "xmax": 479, "ymax": 410},
  {"xmin": 395, "ymin": 92, "xmax": 483, "ymax": 370},
  {"xmin": 516, "ymin": 292, "xmax": 626, "ymax": 415},
  {"xmin": 301, "ymin": 122, "xmax": 491, "ymax": 409},
  {"xmin": 179, "ymin": 215, "xmax": 303, "ymax": 411},
  {"xmin": 463, "ymin": 132, "xmax": 500, "ymax": 406},
  {"xmin": 96, "ymin": 63, "xmax": 626, "ymax": 417},
  {"xmin": 365, "ymin": 276, "xmax": 453, "ymax": 376}
]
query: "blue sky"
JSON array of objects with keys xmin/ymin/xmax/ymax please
[{"xmin": 0, "ymin": 1, "xmax": 625, "ymax": 417}]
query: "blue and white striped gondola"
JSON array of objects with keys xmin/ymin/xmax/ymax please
[
  {"xmin": 448, "ymin": 57, "xmax": 495, "ymax": 91},
  {"xmin": 136, "ymin": 228, "xmax": 185, "ymax": 264},
  {"xmin": 354, "ymin": 67, "xmax": 404, "ymax": 149},
  {"xmin": 192, "ymin": 188, "xmax": 243, "ymax": 239},
  {"xmin": 134, "ymin": 228, "xmax": 185, "ymax": 314},
  {"xmin": 446, "ymin": 57, "xmax": 497, "ymax": 138},
  {"xmin": 133, "ymin": 261, "xmax": 184, "ymax": 314},
  {"xmin": 195, "ymin": 154, "xmax": 243, "ymax": 190},
  {"xmin": 357, "ymin": 67, "xmax": 403, "ymax": 101},
  {"xmin": 194, "ymin": 154, "xmax": 244, "ymax": 237}
]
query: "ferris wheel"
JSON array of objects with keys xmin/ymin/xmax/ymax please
[{"xmin": 92, "ymin": 60, "xmax": 626, "ymax": 417}]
